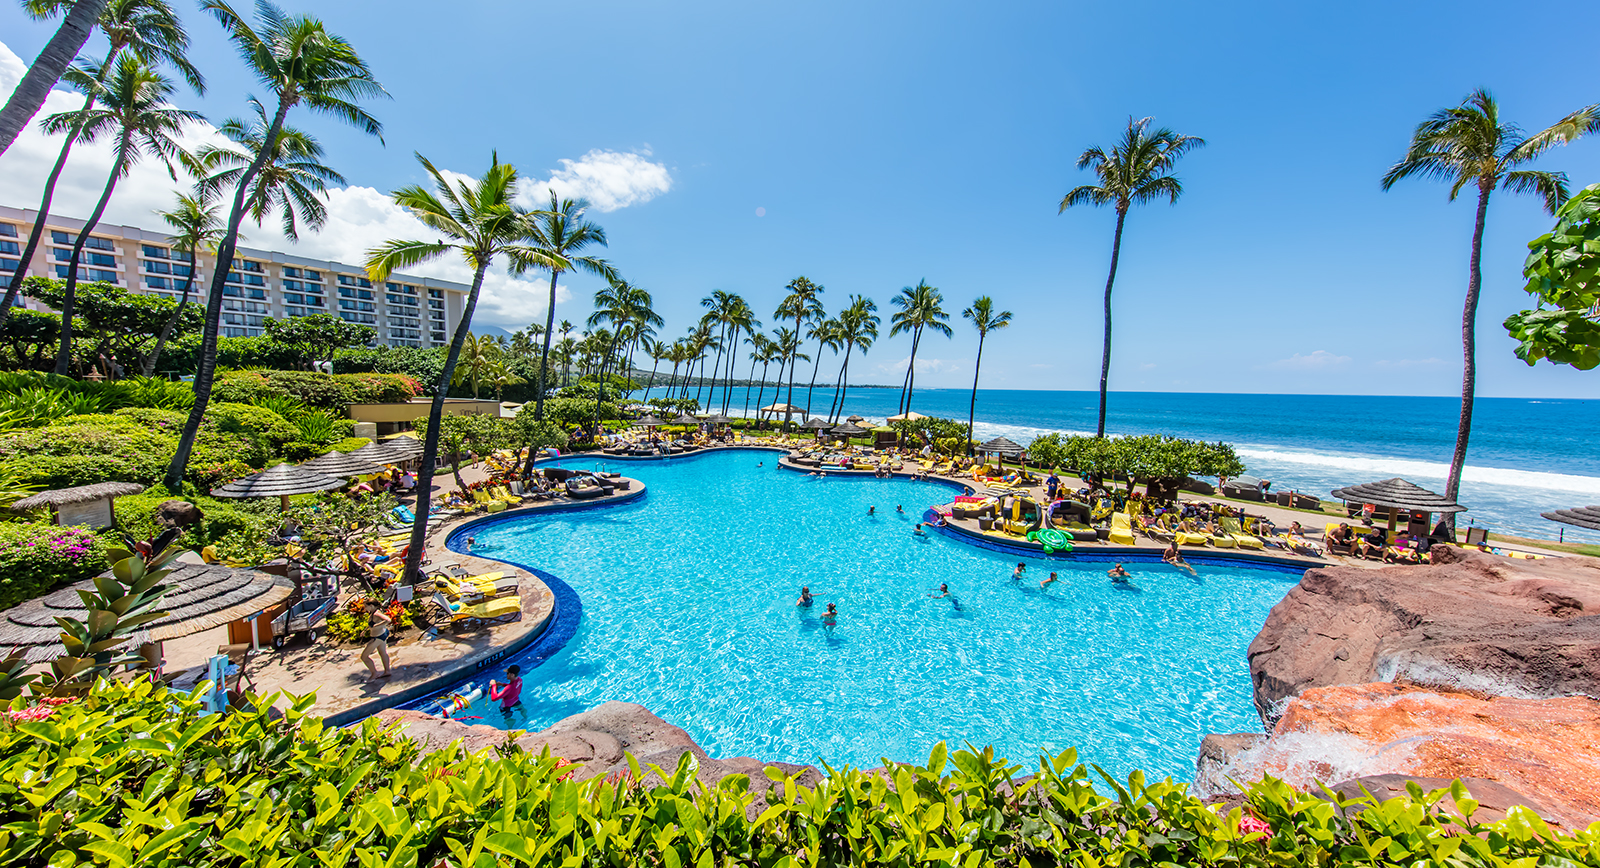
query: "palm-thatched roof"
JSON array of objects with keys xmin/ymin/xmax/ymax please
[
  {"xmin": 301, "ymin": 451, "xmax": 385, "ymax": 478},
  {"xmin": 633, "ymin": 414, "xmax": 667, "ymax": 427},
  {"xmin": 1541, "ymin": 505, "xmax": 1600, "ymax": 531},
  {"xmin": 703, "ymin": 414, "xmax": 732, "ymax": 425},
  {"xmin": 346, "ymin": 441, "xmax": 399, "ymax": 465},
  {"xmin": 980, "ymin": 436, "xmax": 1025, "ymax": 456},
  {"xmin": 672, "ymin": 413, "xmax": 701, "ymax": 424},
  {"xmin": 381, "ymin": 438, "xmax": 425, "ymax": 459},
  {"xmin": 800, "ymin": 417, "xmax": 833, "ymax": 430},
  {"xmin": 211, "ymin": 463, "xmax": 344, "ymax": 499},
  {"xmin": 0, "ymin": 563, "xmax": 294, "ymax": 663},
  {"xmin": 10, "ymin": 482, "xmax": 144, "ymax": 511},
  {"xmin": 831, "ymin": 421, "xmax": 869, "ymax": 436},
  {"xmin": 1330, "ymin": 478, "xmax": 1466, "ymax": 513}
]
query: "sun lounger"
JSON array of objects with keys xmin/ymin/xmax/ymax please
[
  {"xmin": 431, "ymin": 591, "xmax": 522, "ymax": 624},
  {"xmin": 1108, "ymin": 513, "xmax": 1136, "ymax": 546},
  {"xmin": 1218, "ymin": 517, "xmax": 1265, "ymax": 550},
  {"xmin": 435, "ymin": 571, "xmax": 518, "ymax": 600}
]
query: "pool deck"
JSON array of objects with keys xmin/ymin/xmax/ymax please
[{"xmin": 161, "ymin": 476, "xmax": 644, "ymax": 724}]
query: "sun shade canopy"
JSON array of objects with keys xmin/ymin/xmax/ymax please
[
  {"xmin": 1330, "ymin": 478, "xmax": 1467, "ymax": 513},
  {"xmin": 1541, "ymin": 505, "xmax": 1600, "ymax": 531},
  {"xmin": 211, "ymin": 462, "xmax": 344, "ymax": 499}
]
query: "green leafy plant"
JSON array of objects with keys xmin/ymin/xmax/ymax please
[
  {"xmin": 1506, "ymin": 182, "xmax": 1600, "ymax": 369},
  {"xmin": 255, "ymin": 393, "xmax": 309, "ymax": 421},
  {"xmin": 294, "ymin": 409, "xmax": 340, "ymax": 445},
  {"xmin": 0, "ymin": 522, "xmax": 108, "ymax": 612}
]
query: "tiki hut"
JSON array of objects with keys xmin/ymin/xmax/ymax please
[
  {"xmin": 1541, "ymin": 505, "xmax": 1600, "ymax": 532},
  {"xmin": 703, "ymin": 413, "xmax": 732, "ymax": 426},
  {"xmin": 301, "ymin": 450, "xmax": 385, "ymax": 479},
  {"xmin": 672, "ymin": 412, "xmax": 701, "ymax": 425},
  {"xmin": 0, "ymin": 562, "xmax": 294, "ymax": 663},
  {"xmin": 632, "ymin": 414, "xmax": 667, "ymax": 427},
  {"xmin": 979, "ymin": 436, "xmax": 1025, "ymax": 459},
  {"xmin": 887, "ymin": 411, "xmax": 928, "ymax": 422},
  {"xmin": 831, "ymin": 421, "xmax": 870, "ymax": 437},
  {"xmin": 1331, "ymin": 477, "xmax": 1466, "ymax": 533},
  {"xmin": 381, "ymin": 437, "xmax": 425, "ymax": 462},
  {"xmin": 347, "ymin": 441, "xmax": 400, "ymax": 466},
  {"xmin": 9, "ymin": 481, "xmax": 144, "ymax": 528},
  {"xmin": 211, "ymin": 463, "xmax": 344, "ymax": 511},
  {"xmin": 800, "ymin": 417, "xmax": 832, "ymax": 438}
]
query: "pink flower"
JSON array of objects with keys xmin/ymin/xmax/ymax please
[{"xmin": 1238, "ymin": 815, "xmax": 1272, "ymax": 838}]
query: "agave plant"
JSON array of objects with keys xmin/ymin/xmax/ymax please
[
  {"xmin": 256, "ymin": 394, "xmax": 308, "ymax": 421},
  {"xmin": 117, "ymin": 376, "xmax": 195, "ymax": 410},
  {"xmin": 0, "ymin": 387, "xmax": 109, "ymax": 427},
  {"xmin": 295, "ymin": 410, "xmax": 339, "ymax": 445}
]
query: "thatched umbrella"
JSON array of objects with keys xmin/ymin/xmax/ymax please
[
  {"xmin": 1331, "ymin": 477, "xmax": 1466, "ymax": 533},
  {"xmin": 1541, "ymin": 505, "xmax": 1600, "ymax": 532},
  {"xmin": 980, "ymin": 436, "xmax": 1025, "ymax": 458},
  {"xmin": 0, "ymin": 562, "xmax": 295, "ymax": 663},
  {"xmin": 800, "ymin": 417, "xmax": 832, "ymax": 439},
  {"xmin": 887, "ymin": 411, "xmax": 928, "ymax": 422},
  {"xmin": 633, "ymin": 414, "xmax": 666, "ymax": 427},
  {"xmin": 212, "ymin": 462, "xmax": 344, "ymax": 511},
  {"xmin": 847, "ymin": 415, "xmax": 865, "ymax": 423},
  {"xmin": 759, "ymin": 403, "xmax": 806, "ymax": 421},
  {"xmin": 831, "ymin": 421, "xmax": 869, "ymax": 437},
  {"xmin": 672, "ymin": 412, "xmax": 701, "ymax": 425},
  {"xmin": 703, "ymin": 413, "xmax": 732, "ymax": 426},
  {"xmin": 382, "ymin": 437, "xmax": 425, "ymax": 461},
  {"xmin": 9, "ymin": 482, "xmax": 144, "ymax": 527},
  {"xmin": 346, "ymin": 441, "xmax": 397, "ymax": 465},
  {"xmin": 301, "ymin": 450, "xmax": 385, "ymax": 479}
]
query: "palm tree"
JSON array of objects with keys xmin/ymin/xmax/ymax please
[
  {"xmin": 775, "ymin": 276, "xmax": 823, "ymax": 426},
  {"xmin": 43, "ymin": 55, "xmax": 201, "ymax": 375},
  {"xmin": 163, "ymin": 0, "xmax": 385, "ymax": 491},
  {"xmin": 1060, "ymin": 116, "xmax": 1205, "ymax": 438},
  {"xmin": 489, "ymin": 358, "xmax": 524, "ymax": 401},
  {"xmin": 888, "ymin": 279, "xmax": 952, "ymax": 416},
  {"xmin": 742, "ymin": 331, "xmax": 774, "ymax": 419},
  {"xmin": 588, "ymin": 279, "xmax": 658, "ymax": 430},
  {"xmin": 554, "ymin": 334, "xmax": 577, "ymax": 388},
  {"xmin": 768, "ymin": 326, "xmax": 806, "ymax": 426},
  {"xmin": 366, "ymin": 152, "xmax": 539, "ymax": 584},
  {"xmin": 1382, "ymin": 91, "xmax": 1598, "ymax": 519},
  {"xmin": 639, "ymin": 336, "xmax": 666, "ymax": 402},
  {"xmin": 1, "ymin": 0, "xmax": 204, "ymax": 329},
  {"xmin": 524, "ymin": 193, "xmax": 616, "ymax": 422},
  {"xmin": 962, "ymin": 296, "xmax": 1012, "ymax": 455},
  {"xmin": 451, "ymin": 332, "xmax": 500, "ymax": 398},
  {"xmin": 827, "ymin": 295, "xmax": 879, "ymax": 423},
  {"xmin": 803, "ymin": 316, "xmax": 841, "ymax": 418},
  {"xmin": 195, "ymin": 100, "xmax": 345, "ymax": 241},
  {"xmin": 143, "ymin": 190, "xmax": 223, "ymax": 375},
  {"xmin": 722, "ymin": 297, "xmax": 758, "ymax": 414},
  {"xmin": 0, "ymin": 0, "xmax": 111, "ymax": 159},
  {"xmin": 700, "ymin": 290, "xmax": 736, "ymax": 412}
]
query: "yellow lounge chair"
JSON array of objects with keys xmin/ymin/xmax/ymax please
[
  {"xmin": 1219, "ymin": 517, "xmax": 1265, "ymax": 550},
  {"xmin": 436, "ymin": 571, "xmax": 518, "ymax": 599},
  {"xmin": 434, "ymin": 592, "xmax": 522, "ymax": 624},
  {"xmin": 490, "ymin": 485, "xmax": 520, "ymax": 505},
  {"xmin": 1108, "ymin": 513, "xmax": 1136, "ymax": 546}
]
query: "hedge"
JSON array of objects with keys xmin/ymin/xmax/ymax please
[
  {"xmin": 0, "ymin": 412, "xmax": 269, "ymax": 490},
  {"xmin": 212, "ymin": 369, "xmax": 421, "ymax": 410},
  {"xmin": 5, "ymin": 680, "xmax": 1592, "ymax": 868},
  {"xmin": 0, "ymin": 522, "xmax": 107, "ymax": 611}
]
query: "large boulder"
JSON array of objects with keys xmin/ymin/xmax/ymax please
[
  {"xmin": 154, "ymin": 499, "xmax": 204, "ymax": 529},
  {"xmin": 1196, "ymin": 683, "xmax": 1600, "ymax": 828},
  {"xmin": 1247, "ymin": 547, "xmax": 1600, "ymax": 723}
]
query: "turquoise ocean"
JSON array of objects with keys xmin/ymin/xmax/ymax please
[{"xmin": 633, "ymin": 385, "xmax": 1600, "ymax": 544}]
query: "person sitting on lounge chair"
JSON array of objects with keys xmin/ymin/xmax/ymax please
[
  {"xmin": 1325, "ymin": 522, "xmax": 1353, "ymax": 552},
  {"xmin": 1357, "ymin": 525, "xmax": 1388, "ymax": 560}
]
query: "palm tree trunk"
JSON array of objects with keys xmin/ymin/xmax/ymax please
[
  {"xmin": 533, "ymin": 268, "xmax": 564, "ymax": 421},
  {"xmin": 143, "ymin": 269, "xmax": 194, "ymax": 376},
  {"xmin": 721, "ymin": 326, "xmax": 739, "ymax": 414},
  {"xmin": 164, "ymin": 95, "xmax": 291, "ymax": 491},
  {"xmin": 640, "ymin": 354, "xmax": 661, "ymax": 403},
  {"xmin": 54, "ymin": 132, "xmax": 128, "ymax": 375},
  {"xmin": 402, "ymin": 259, "xmax": 490, "ymax": 584},
  {"xmin": 0, "ymin": 91, "xmax": 105, "ymax": 329},
  {"xmin": 967, "ymin": 332, "xmax": 986, "ymax": 456},
  {"xmin": 784, "ymin": 316, "xmax": 801, "ymax": 427},
  {"xmin": 0, "ymin": 0, "xmax": 108, "ymax": 159},
  {"xmin": 827, "ymin": 344, "xmax": 850, "ymax": 422},
  {"xmin": 897, "ymin": 342, "xmax": 914, "ymax": 415},
  {"xmin": 743, "ymin": 353, "xmax": 759, "ymax": 419},
  {"xmin": 1096, "ymin": 207, "xmax": 1128, "ymax": 438},
  {"xmin": 804, "ymin": 345, "xmax": 824, "ymax": 417},
  {"xmin": 904, "ymin": 327, "xmax": 923, "ymax": 415},
  {"xmin": 754, "ymin": 361, "xmax": 770, "ymax": 427},
  {"xmin": 1443, "ymin": 187, "xmax": 1491, "ymax": 534},
  {"xmin": 591, "ymin": 330, "xmax": 624, "ymax": 433}
]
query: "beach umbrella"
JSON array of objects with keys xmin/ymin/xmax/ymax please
[
  {"xmin": 633, "ymin": 414, "xmax": 667, "ymax": 427},
  {"xmin": 979, "ymin": 436, "xmax": 1025, "ymax": 458},
  {"xmin": 9, "ymin": 482, "xmax": 145, "ymax": 524},
  {"xmin": 1541, "ymin": 505, "xmax": 1600, "ymax": 532},
  {"xmin": 759, "ymin": 403, "xmax": 806, "ymax": 419},
  {"xmin": 1331, "ymin": 477, "xmax": 1466, "ymax": 533},
  {"xmin": 0, "ymin": 562, "xmax": 295, "ymax": 662},
  {"xmin": 301, "ymin": 450, "xmax": 385, "ymax": 479},
  {"xmin": 672, "ymin": 412, "xmax": 701, "ymax": 425},
  {"xmin": 703, "ymin": 413, "xmax": 732, "ymax": 426},
  {"xmin": 345, "ymin": 441, "xmax": 400, "ymax": 468},
  {"xmin": 831, "ymin": 421, "xmax": 869, "ymax": 436},
  {"xmin": 212, "ymin": 462, "xmax": 344, "ymax": 511},
  {"xmin": 886, "ymin": 411, "xmax": 928, "ymax": 422},
  {"xmin": 847, "ymin": 415, "xmax": 865, "ymax": 423},
  {"xmin": 800, "ymin": 417, "xmax": 832, "ymax": 438}
]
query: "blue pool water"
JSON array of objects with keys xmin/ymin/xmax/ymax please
[{"xmin": 441, "ymin": 449, "xmax": 1302, "ymax": 780}]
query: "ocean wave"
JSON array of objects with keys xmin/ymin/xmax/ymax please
[{"xmin": 1237, "ymin": 447, "xmax": 1600, "ymax": 495}]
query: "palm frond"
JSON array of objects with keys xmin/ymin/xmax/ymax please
[
  {"xmin": 366, "ymin": 239, "xmax": 452, "ymax": 281},
  {"xmin": 1502, "ymin": 169, "xmax": 1569, "ymax": 215}
]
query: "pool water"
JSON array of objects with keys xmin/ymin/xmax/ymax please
[{"xmin": 444, "ymin": 449, "xmax": 1300, "ymax": 780}]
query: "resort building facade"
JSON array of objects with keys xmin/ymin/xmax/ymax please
[{"xmin": 0, "ymin": 204, "xmax": 469, "ymax": 348}]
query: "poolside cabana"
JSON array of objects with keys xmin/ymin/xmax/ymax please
[
  {"xmin": 758, "ymin": 403, "xmax": 808, "ymax": 422},
  {"xmin": 979, "ymin": 436, "xmax": 1025, "ymax": 459},
  {"xmin": 632, "ymin": 414, "xmax": 667, "ymax": 427},
  {"xmin": 212, "ymin": 462, "xmax": 344, "ymax": 511},
  {"xmin": 301, "ymin": 450, "xmax": 385, "ymax": 479},
  {"xmin": 1331, "ymin": 477, "xmax": 1466, "ymax": 535},
  {"xmin": 9, "ymin": 481, "xmax": 144, "ymax": 529},
  {"xmin": 0, "ymin": 562, "xmax": 295, "ymax": 664},
  {"xmin": 887, "ymin": 411, "xmax": 928, "ymax": 422}
]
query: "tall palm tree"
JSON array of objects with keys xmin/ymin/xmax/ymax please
[
  {"xmin": 742, "ymin": 331, "xmax": 774, "ymax": 419},
  {"xmin": 143, "ymin": 190, "xmax": 223, "ymax": 375},
  {"xmin": 888, "ymin": 279, "xmax": 952, "ymax": 416},
  {"xmin": 700, "ymin": 289, "xmax": 736, "ymax": 412},
  {"xmin": 489, "ymin": 358, "xmax": 524, "ymax": 401},
  {"xmin": 961, "ymin": 296, "xmax": 1012, "ymax": 455},
  {"xmin": 42, "ymin": 55, "xmax": 200, "ymax": 375},
  {"xmin": 588, "ymin": 279, "xmax": 657, "ymax": 430},
  {"xmin": 827, "ymin": 295, "xmax": 879, "ymax": 423},
  {"xmin": 750, "ymin": 335, "xmax": 780, "ymax": 425},
  {"xmin": 775, "ymin": 276, "xmax": 822, "ymax": 426},
  {"xmin": 0, "ymin": 0, "xmax": 111, "ymax": 159},
  {"xmin": 803, "ymin": 316, "xmax": 841, "ymax": 417},
  {"xmin": 722, "ymin": 297, "xmax": 758, "ymax": 414},
  {"xmin": 366, "ymin": 153, "xmax": 538, "ymax": 584},
  {"xmin": 1, "ymin": 0, "xmax": 204, "ymax": 329},
  {"xmin": 524, "ymin": 193, "xmax": 616, "ymax": 421},
  {"xmin": 1060, "ymin": 116, "xmax": 1205, "ymax": 438},
  {"xmin": 1382, "ymin": 91, "xmax": 1598, "ymax": 520},
  {"xmin": 195, "ymin": 99, "xmax": 345, "ymax": 241},
  {"xmin": 767, "ymin": 326, "xmax": 805, "ymax": 426},
  {"xmin": 554, "ymin": 334, "xmax": 577, "ymax": 387},
  {"xmin": 451, "ymin": 332, "xmax": 500, "ymax": 398},
  {"xmin": 163, "ymin": 0, "xmax": 385, "ymax": 491},
  {"xmin": 639, "ymin": 336, "xmax": 666, "ymax": 402}
]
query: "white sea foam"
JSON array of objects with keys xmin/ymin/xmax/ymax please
[{"xmin": 1236, "ymin": 447, "xmax": 1600, "ymax": 496}]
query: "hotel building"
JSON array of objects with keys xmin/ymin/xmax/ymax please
[{"xmin": 0, "ymin": 204, "xmax": 469, "ymax": 348}]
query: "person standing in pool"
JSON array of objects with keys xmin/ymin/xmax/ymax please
[
  {"xmin": 822, "ymin": 602, "xmax": 838, "ymax": 628},
  {"xmin": 1012, "ymin": 563, "xmax": 1026, "ymax": 581},
  {"xmin": 868, "ymin": 506, "xmax": 875, "ymax": 516},
  {"xmin": 1163, "ymin": 541, "xmax": 1197, "ymax": 576},
  {"xmin": 896, "ymin": 505, "xmax": 904, "ymax": 513},
  {"xmin": 464, "ymin": 536, "xmax": 475, "ymax": 552},
  {"xmin": 797, "ymin": 586, "xmax": 814, "ymax": 607},
  {"xmin": 1108, "ymin": 564, "xmax": 1130, "ymax": 579},
  {"xmin": 1040, "ymin": 571, "xmax": 1059, "ymax": 589},
  {"xmin": 488, "ymin": 665, "xmax": 522, "ymax": 712},
  {"xmin": 912, "ymin": 523, "xmax": 926, "ymax": 536}
]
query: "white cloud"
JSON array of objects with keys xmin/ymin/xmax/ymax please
[
  {"xmin": 1263, "ymin": 350, "xmax": 1352, "ymax": 370},
  {"xmin": 0, "ymin": 40, "xmax": 669, "ymax": 330},
  {"xmin": 518, "ymin": 148, "xmax": 672, "ymax": 213},
  {"xmin": 876, "ymin": 355, "xmax": 967, "ymax": 375}
]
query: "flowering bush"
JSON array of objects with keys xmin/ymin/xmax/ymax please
[{"xmin": 0, "ymin": 521, "xmax": 109, "ymax": 610}]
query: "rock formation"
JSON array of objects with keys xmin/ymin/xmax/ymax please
[
  {"xmin": 1247, "ymin": 546, "xmax": 1600, "ymax": 723},
  {"xmin": 1197, "ymin": 683, "xmax": 1600, "ymax": 827}
]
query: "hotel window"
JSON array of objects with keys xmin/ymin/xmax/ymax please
[
  {"xmin": 144, "ymin": 260, "xmax": 171, "ymax": 274},
  {"xmin": 338, "ymin": 311, "xmax": 376, "ymax": 324},
  {"xmin": 86, "ymin": 236, "xmax": 113, "ymax": 251},
  {"xmin": 141, "ymin": 245, "xmax": 169, "ymax": 259},
  {"xmin": 173, "ymin": 249, "xmax": 193, "ymax": 263},
  {"xmin": 302, "ymin": 269, "xmax": 322, "ymax": 281},
  {"xmin": 429, "ymin": 331, "xmax": 446, "ymax": 344},
  {"xmin": 336, "ymin": 274, "xmax": 372, "ymax": 288},
  {"xmin": 238, "ymin": 259, "xmax": 263, "ymax": 273},
  {"xmin": 283, "ymin": 266, "xmax": 301, "ymax": 278},
  {"xmin": 285, "ymin": 306, "xmax": 309, "ymax": 317},
  {"xmin": 86, "ymin": 252, "xmax": 116, "ymax": 267},
  {"xmin": 145, "ymin": 276, "xmax": 171, "ymax": 290},
  {"xmin": 0, "ymin": 224, "xmax": 17, "ymax": 238},
  {"xmin": 386, "ymin": 282, "xmax": 418, "ymax": 296},
  {"xmin": 427, "ymin": 298, "xmax": 444, "ymax": 310},
  {"xmin": 1, "ymin": 259, "xmax": 19, "ymax": 273},
  {"xmin": 227, "ymin": 272, "xmax": 266, "ymax": 287},
  {"xmin": 389, "ymin": 327, "xmax": 420, "ymax": 339},
  {"xmin": 87, "ymin": 268, "xmax": 118, "ymax": 282},
  {"xmin": 385, "ymin": 293, "xmax": 418, "ymax": 306},
  {"xmin": 428, "ymin": 288, "xmax": 442, "ymax": 298},
  {"xmin": 51, "ymin": 248, "xmax": 71, "ymax": 261},
  {"xmin": 171, "ymin": 262, "xmax": 192, "ymax": 277},
  {"xmin": 0, "ymin": 240, "xmax": 17, "ymax": 256},
  {"xmin": 49, "ymin": 231, "xmax": 68, "ymax": 244}
]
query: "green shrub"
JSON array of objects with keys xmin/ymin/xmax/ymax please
[
  {"xmin": 113, "ymin": 488, "xmax": 280, "ymax": 564},
  {"xmin": 0, "ymin": 422, "xmax": 172, "ymax": 488},
  {"xmin": 208, "ymin": 402, "xmax": 299, "ymax": 449},
  {"xmin": 212, "ymin": 369, "xmax": 420, "ymax": 410},
  {"xmin": 255, "ymin": 394, "xmax": 309, "ymax": 421},
  {"xmin": 0, "ymin": 521, "xmax": 107, "ymax": 610},
  {"xmin": 7, "ymin": 679, "xmax": 1593, "ymax": 868},
  {"xmin": 325, "ymin": 435, "xmax": 372, "ymax": 455}
]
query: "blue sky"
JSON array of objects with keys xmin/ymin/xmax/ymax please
[{"xmin": 2, "ymin": 0, "xmax": 1598, "ymax": 397}]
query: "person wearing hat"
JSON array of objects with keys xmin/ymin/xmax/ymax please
[{"xmin": 489, "ymin": 665, "xmax": 522, "ymax": 712}]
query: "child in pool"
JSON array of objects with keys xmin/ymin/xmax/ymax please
[
  {"xmin": 1012, "ymin": 563, "xmax": 1026, "ymax": 580},
  {"xmin": 822, "ymin": 603, "xmax": 837, "ymax": 627},
  {"xmin": 1040, "ymin": 572, "xmax": 1058, "ymax": 589}
]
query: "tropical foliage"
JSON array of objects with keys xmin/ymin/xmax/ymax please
[
  {"xmin": 0, "ymin": 522, "xmax": 108, "ymax": 612},
  {"xmin": 1505, "ymin": 182, "xmax": 1600, "ymax": 369},
  {"xmin": 1027, "ymin": 433, "xmax": 1244, "ymax": 501}
]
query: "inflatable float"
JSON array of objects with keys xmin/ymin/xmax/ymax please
[{"xmin": 1026, "ymin": 528, "xmax": 1074, "ymax": 553}]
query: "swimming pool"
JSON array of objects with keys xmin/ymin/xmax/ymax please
[{"xmin": 436, "ymin": 448, "xmax": 1302, "ymax": 780}]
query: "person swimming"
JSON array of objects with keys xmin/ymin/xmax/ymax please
[
  {"xmin": 896, "ymin": 505, "xmax": 904, "ymax": 513},
  {"xmin": 867, "ymin": 506, "xmax": 875, "ymax": 516},
  {"xmin": 1108, "ymin": 564, "xmax": 1130, "ymax": 578},
  {"xmin": 822, "ymin": 602, "xmax": 837, "ymax": 627},
  {"xmin": 930, "ymin": 583, "xmax": 951, "ymax": 599},
  {"xmin": 797, "ymin": 586, "xmax": 814, "ymax": 607},
  {"xmin": 465, "ymin": 536, "xmax": 476, "ymax": 552},
  {"xmin": 1012, "ymin": 562, "xmax": 1026, "ymax": 580},
  {"xmin": 913, "ymin": 523, "xmax": 926, "ymax": 536},
  {"xmin": 1040, "ymin": 571, "xmax": 1058, "ymax": 589},
  {"xmin": 1163, "ymin": 541, "xmax": 1197, "ymax": 576}
]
